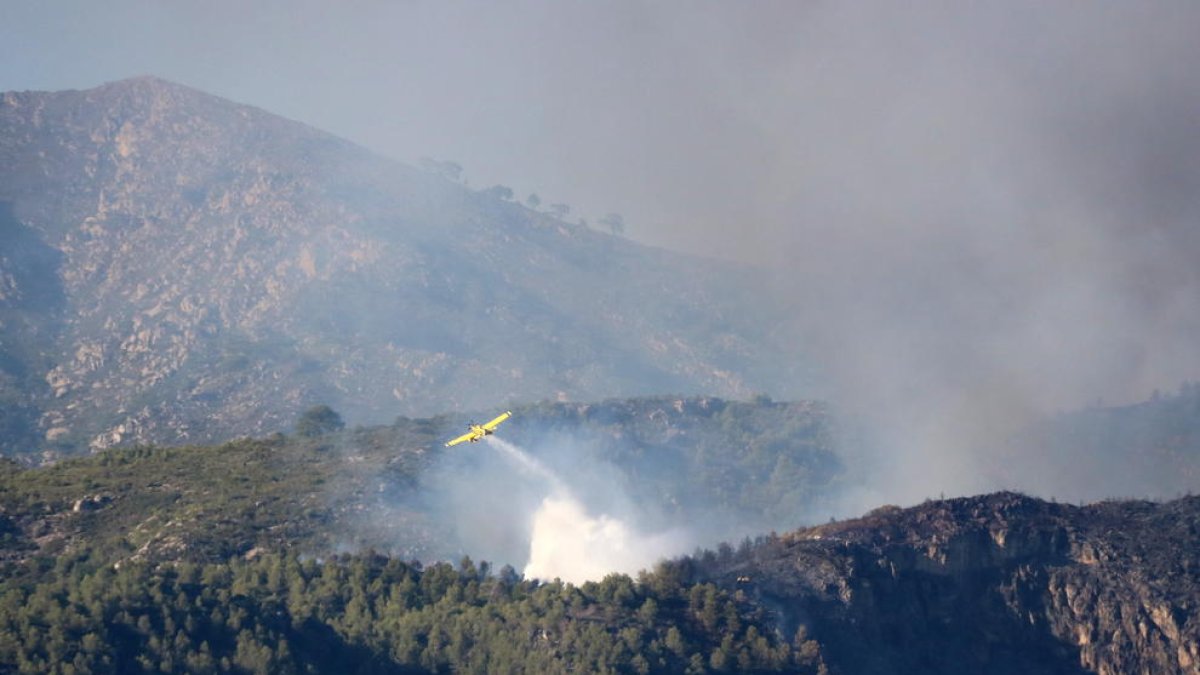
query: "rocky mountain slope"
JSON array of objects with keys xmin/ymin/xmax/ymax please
[
  {"xmin": 0, "ymin": 77, "xmax": 804, "ymax": 457},
  {"xmin": 695, "ymin": 491, "xmax": 1200, "ymax": 674}
]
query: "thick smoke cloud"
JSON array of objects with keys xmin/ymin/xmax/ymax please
[{"xmin": 748, "ymin": 4, "xmax": 1200, "ymax": 505}]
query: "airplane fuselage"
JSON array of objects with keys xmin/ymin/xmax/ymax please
[{"xmin": 466, "ymin": 424, "xmax": 494, "ymax": 441}]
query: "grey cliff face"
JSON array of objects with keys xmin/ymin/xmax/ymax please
[{"xmin": 0, "ymin": 77, "xmax": 803, "ymax": 456}]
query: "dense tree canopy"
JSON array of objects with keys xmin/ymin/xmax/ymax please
[{"xmin": 0, "ymin": 550, "xmax": 820, "ymax": 674}]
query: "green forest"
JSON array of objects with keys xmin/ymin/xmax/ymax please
[{"xmin": 0, "ymin": 550, "xmax": 825, "ymax": 674}]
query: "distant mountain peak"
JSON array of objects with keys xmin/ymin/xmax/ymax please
[
  {"xmin": 80, "ymin": 75, "xmax": 271, "ymax": 119},
  {"xmin": 99, "ymin": 74, "xmax": 180, "ymax": 89}
]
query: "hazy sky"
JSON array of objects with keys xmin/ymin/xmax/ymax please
[
  {"xmin": 4, "ymin": 2, "xmax": 1197, "ymax": 260},
  {"xmin": 6, "ymin": 2, "xmax": 1200, "ymax": 502}
]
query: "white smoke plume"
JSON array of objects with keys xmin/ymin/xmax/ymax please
[
  {"xmin": 486, "ymin": 436, "xmax": 689, "ymax": 583},
  {"xmin": 522, "ymin": 495, "xmax": 686, "ymax": 585}
]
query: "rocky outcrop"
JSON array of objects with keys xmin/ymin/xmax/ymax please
[{"xmin": 711, "ymin": 493, "xmax": 1200, "ymax": 674}]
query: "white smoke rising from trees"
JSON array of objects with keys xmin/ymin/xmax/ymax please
[
  {"xmin": 523, "ymin": 495, "xmax": 685, "ymax": 585},
  {"xmin": 486, "ymin": 437, "xmax": 688, "ymax": 583}
]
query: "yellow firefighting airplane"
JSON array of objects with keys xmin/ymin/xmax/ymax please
[{"xmin": 444, "ymin": 411, "xmax": 512, "ymax": 447}]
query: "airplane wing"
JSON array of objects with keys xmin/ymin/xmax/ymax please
[
  {"xmin": 445, "ymin": 431, "xmax": 477, "ymax": 447},
  {"xmin": 481, "ymin": 411, "xmax": 512, "ymax": 431}
]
